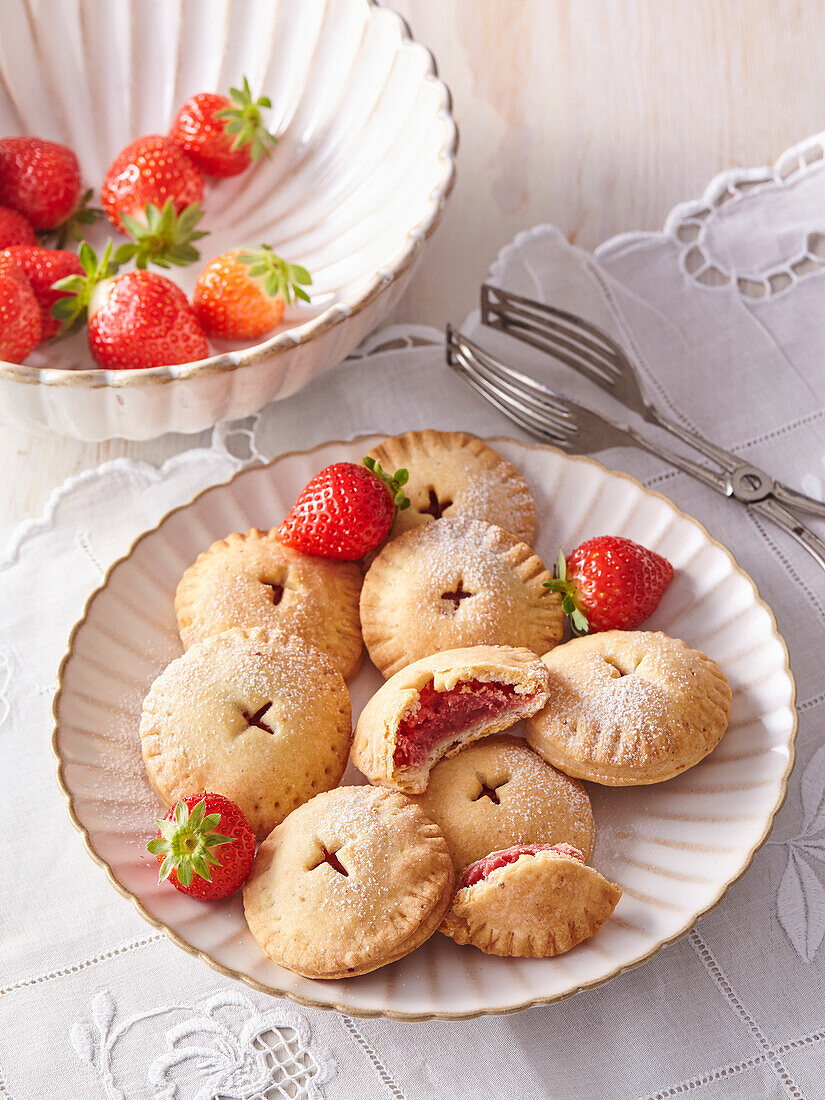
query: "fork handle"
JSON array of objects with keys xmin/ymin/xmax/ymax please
[
  {"xmin": 770, "ymin": 481, "xmax": 825, "ymax": 520},
  {"xmin": 649, "ymin": 408, "xmax": 825, "ymax": 518},
  {"xmin": 747, "ymin": 498, "xmax": 825, "ymax": 572},
  {"xmin": 646, "ymin": 408, "xmax": 743, "ymax": 472}
]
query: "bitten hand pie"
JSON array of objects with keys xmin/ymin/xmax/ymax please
[
  {"xmin": 440, "ymin": 844, "xmax": 622, "ymax": 957},
  {"xmin": 526, "ymin": 630, "xmax": 732, "ymax": 785},
  {"xmin": 351, "ymin": 645, "xmax": 550, "ymax": 794}
]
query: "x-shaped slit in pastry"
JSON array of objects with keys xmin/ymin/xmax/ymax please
[
  {"xmin": 420, "ymin": 487, "xmax": 452, "ymax": 519},
  {"xmin": 241, "ymin": 703, "xmax": 273, "ymax": 734},
  {"xmin": 441, "ymin": 580, "xmax": 473, "ymax": 610},
  {"xmin": 261, "ymin": 580, "xmax": 284, "ymax": 606},
  {"xmin": 602, "ymin": 655, "xmax": 640, "ymax": 678},
  {"xmin": 308, "ymin": 842, "xmax": 349, "ymax": 877},
  {"xmin": 472, "ymin": 775, "xmax": 508, "ymax": 805}
]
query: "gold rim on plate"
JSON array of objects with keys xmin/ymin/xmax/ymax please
[{"xmin": 51, "ymin": 434, "xmax": 797, "ymax": 1020}]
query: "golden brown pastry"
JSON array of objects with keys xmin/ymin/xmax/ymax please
[
  {"xmin": 526, "ymin": 630, "xmax": 732, "ymax": 784},
  {"xmin": 364, "ymin": 429, "xmax": 536, "ymax": 543},
  {"xmin": 360, "ymin": 517, "xmax": 562, "ymax": 678},
  {"xmin": 243, "ymin": 786, "xmax": 454, "ymax": 978},
  {"xmin": 411, "ymin": 734, "xmax": 594, "ymax": 875},
  {"xmin": 351, "ymin": 645, "xmax": 550, "ymax": 794},
  {"xmin": 140, "ymin": 627, "xmax": 352, "ymax": 838},
  {"xmin": 175, "ymin": 528, "xmax": 363, "ymax": 680}
]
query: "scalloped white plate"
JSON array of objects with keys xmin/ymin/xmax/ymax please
[{"xmin": 52, "ymin": 436, "xmax": 796, "ymax": 1018}]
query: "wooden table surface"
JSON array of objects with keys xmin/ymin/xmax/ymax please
[{"xmin": 5, "ymin": 0, "xmax": 823, "ymax": 531}]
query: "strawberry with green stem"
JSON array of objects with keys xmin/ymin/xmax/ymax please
[
  {"xmin": 101, "ymin": 135, "xmax": 207, "ymax": 268},
  {"xmin": 147, "ymin": 793, "xmax": 255, "ymax": 900},
  {"xmin": 193, "ymin": 245, "xmax": 311, "ymax": 340},
  {"xmin": 279, "ymin": 457, "xmax": 410, "ymax": 560},
  {"xmin": 170, "ymin": 76, "xmax": 278, "ymax": 178},
  {"xmin": 53, "ymin": 240, "xmax": 209, "ymax": 369},
  {"xmin": 546, "ymin": 535, "xmax": 674, "ymax": 634}
]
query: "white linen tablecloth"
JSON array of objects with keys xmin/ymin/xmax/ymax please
[{"xmin": 2, "ymin": 132, "xmax": 825, "ymax": 1099}]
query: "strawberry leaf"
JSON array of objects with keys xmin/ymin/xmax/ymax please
[
  {"xmin": 544, "ymin": 547, "xmax": 590, "ymax": 634},
  {"xmin": 361, "ymin": 457, "xmax": 411, "ymax": 515},
  {"xmin": 215, "ymin": 75, "xmax": 278, "ymax": 161},
  {"xmin": 50, "ymin": 239, "xmax": 119, "ymax": 333},
  {"xmin": 571, "ymin": 608, "xmax": 590, "ymax": 634},
  {"xmin": 238, "ymin": 245, "xmax": 312, "ymax": 305},
  {"xmin": 119, "ymin": 200, "xmax": 209, "ymax": 270}
]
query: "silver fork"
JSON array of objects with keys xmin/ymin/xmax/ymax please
[
  {"xmin": 481, "ymin": 283, "xmax": 825, "ymax": 521},
  {"xmin": 446, "ymin": 324, "xmax": 825, "ymax": 572}
]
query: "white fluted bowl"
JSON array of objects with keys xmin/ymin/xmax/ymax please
[
  {"xmin": 53, "ymin": 436, "xmax": 797, "ymax": 1019},
  {"xmin": 0, "ymin": 0, "xmax": 456, "ymax": 439}
]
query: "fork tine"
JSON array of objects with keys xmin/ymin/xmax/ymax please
[
  {"xmin": 446, "ymin": 330, "xmax": 575, "ymax": 447},
  {"xmin": 483, "ymin": 285, "xmax": 623, "ymax": 362},
  {"xmin": 482, "ymin": 295, "xmax": 626, "ymax": 393},
  {"xmin": 483, "ymin": 297, "xmax": 623, "ymax": 388},
  {"xmin": 448, "ymin": 327, "xmax": 575, "ymax": 419},
  {"xmin": 452, "ymin": 357, "xmax": 575, "ymax": 448},
  {"xmin": 454, "ymin": 343, "xmax": 576, "ymax": 433}
]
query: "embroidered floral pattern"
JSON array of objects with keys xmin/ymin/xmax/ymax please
[
  {"xmin": 70, "ymin": 989, "xmax": 335, "ymax": 1100},
  {"xmin": 776, "ymin": 744, "xmax": 825, "ymax": 962}
]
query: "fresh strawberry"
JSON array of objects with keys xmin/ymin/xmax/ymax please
[
  {"xmin": 169, "ymin": 77, "xmax": 277, "ymax": 178},
  {"xmin": 1, "ymin": 246, "xmax": 83, "ymax": 339},
  {"xmin": 53, "ymin": 241, "xmax": 210, "ymax": 370},
  {"xmin": 0, "ymin": 137, "xmax": 82, "ymax": 231},
  {"xmin": 101, "ymin": 136, "xmax": 206, "ymax": 268},
  {"xmin": 546, "ymin": 535, "xmax": 674, "ymax": 633},
  {"xmin": 278, "ymin": 458, "xmax": 410, "ymax": 560},
  {"xmin": 0, "ymin": 253, "xmax": 41, "ymax": 362},
  {"xmin": 193, "ymin": 246, "xmax": 310, "ymax": 340},
  {"xmin": 0, "ymin": 205, "xmax": 36, "ymax": 248},
  {"xmin": 147, "ymin": 794, "xmax": 255, "ymax": 900}
]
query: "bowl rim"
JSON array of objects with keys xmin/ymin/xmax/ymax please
[
  {"xmin": 50, "ymin": 433, "xmax": 798, "ymax": 1021},
  {"xmin": 0, "ymin": 0, "xmax": 458, "ymax": 389}
]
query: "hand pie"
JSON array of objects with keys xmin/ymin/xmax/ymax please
[
  {"xmin": 440, "ymin": 844, "xmax": 622, "ymax": 957},
  {"xmin": 360, "ymin": 517, "xmax": 562, "ymax": 678},
  {"xmin": 243, "ymin": 786, "xmax": 454, "ymax": 978},
  {"xmin": 411, "ymin": 734, "xmax": 594, "ymax": 875},
  {"xmin": 175, "ymin": 528, "xmax": 363, "ymax": 680},
  {"xmin": 351, "ymin": 645, "xmax": 550, "ymax": 794},
  {"xmin": 526, "ymin": 630, "xmax": 732, "ymax": 785},
  {"xmin": 364, "ymin": 429, "xmax": 536, "ymax": 543},
  {"xmin": 140, "ymin": 627, "xmax": 352, "ymax": 838}
]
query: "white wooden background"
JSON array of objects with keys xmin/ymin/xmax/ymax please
[{"xmin": 5, "ymin": 0, "xmax": 824, "ymax": 529}]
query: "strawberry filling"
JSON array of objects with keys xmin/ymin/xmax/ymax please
[
  {"xmin": 459, "ymin": 843, "xmax": 584, "ymax": 889},
  {"xmin": 393, "ymin": 679, "xmax": 523, "ymax": 769}
]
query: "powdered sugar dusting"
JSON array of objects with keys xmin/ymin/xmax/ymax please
[{"xmin": 365, "ymin": 518, "xmax": 557, "ymax": 663}]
